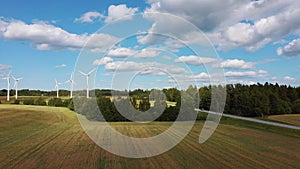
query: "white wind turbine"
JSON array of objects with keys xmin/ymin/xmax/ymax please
[
  {"xmin": 12, "ymin": 76, "xmax": 23, "ymax": 100},
  {"xmin": 55, "ymin": 79, "xmax": 62, "ymax": 98},
  {"xmin": 66, "ymin": 74, "xmax": 75, "ymax": 98},
  {"xmin": 79, "ymin": 68, "xmax": 96, "ymax": 98},
  {"xmin": 3, "ymin": 71, "xmax": 11, "ymax": 101}
]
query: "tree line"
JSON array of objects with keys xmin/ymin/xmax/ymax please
[{"xmin": 1, "ymin": 82, "xmax": 300, "ymax": 121}]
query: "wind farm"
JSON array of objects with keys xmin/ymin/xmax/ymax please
[
  {"xmin": 1, "ymin": 1, "xmax": 300, "ymax": 169},
  {"xmin": 1, "ymin": 67, "xmax": 300, "ymax": 169}
]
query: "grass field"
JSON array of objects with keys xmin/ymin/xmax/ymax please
[{"xmin": 0, "ymin": 104, "xmax": 300, "ymax": 169}]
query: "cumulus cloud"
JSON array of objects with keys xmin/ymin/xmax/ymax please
[
  {"xmin": 107, "ymin": 47, "xmax": 159, "ymax": 58},
  {"xmin": 0, "ymin": 18, "xmax": 119, "ymax": 51},
  {"xmin": 107, "ymin": 47, "xmax": 136, "ymax": 58},
  {"xmin": 54, "ymin": 64, "xmax": 67, "ymax": 69},
  {"xmin": 105, "ymin": 4, "xmax": 138, "ymax": 23},
  {"xmin": 105, "ymin": 61, "xmax": 187, "ymax": 75},
  {"xmin": 217, "ymin": 7, "xmax": 300, "ymax": 51},
  {"xmin": 215, "ymin": 59, "xmax": 255, "ymax": 70},
  {"xmin": 277, "ymin": 38, "xmax": 300, "ymax": 57},
  {"xmin": 0, "ymin": 64, "xmax": 12, "ymax": 71},
  {"xmin": 174, "ymin": 55, "xmax": 217, "ymax": 65},
  {"xmin": 74, "ymin": 11, "xmax": 104, "ymax": 23},
  {"xmin": 134, "ymin": 48, "xmax": 159, "ymax": 58},
  {"xmin": 93, "ymin": 57, "xmax": 113, "ymax": 66},
  {"xmin": 225, "ymin": 70, "xmax": 267, "ymax": 78},
  {"xmin": 144, "ymin": 0, "xmax": 300, "ymax": 52},
  {"xmin": 190, "ymin": 72, "xmax": 210, "ymax": 81}
]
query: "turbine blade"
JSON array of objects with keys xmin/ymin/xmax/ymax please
[
  {"xmin": 88, "ymin": 68, "xmax": 96, "ymax": 75},
  {"xmin": 12, "ymin": 75, "xmax": 16, "ymax": 80},
  {"xmin": 79, "ymin": 71, "xmax": 87, "ymax": 76}
]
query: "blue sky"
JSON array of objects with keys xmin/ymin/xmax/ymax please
[{"xmin": 0, "ymin": 0, "xmax": 299, "ymax": 91}]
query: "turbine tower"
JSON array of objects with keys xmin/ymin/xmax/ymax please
[
  {"xmin": 66, "ymin": 74, "xmax": 75, "ymax": 98},
  {"xmin": 3, "ymin": 72, "xmax": 11, "ymax": 101},
  {"xmin": 79, "ymin": 68, "xmax": 96, "ymax": 98},
  {"xmin": 55, "ymin": 79, "xmax": 62, "ymax": 98},
  {"xmin": 12, "ymin": 76, "xmax": 23, "ymax": 100}
]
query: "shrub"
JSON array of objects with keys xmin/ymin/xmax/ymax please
[
  {"xmin": 48, "ymin": 98, "xmax": 64, "ymax": 107},
  {"xmin": 23, "ymin": 99, "xmax": 34, "ymax": 105},
  {"xmin": 13, "ymin": 100, "xmax": 20, "ymax": 104},
  {"xmin": 68, "ymin": 99, "xmax": 74, "ymax": 111},
  {"xmin": 34, "ymin": 98, "xmax": 47, "ymax": 106},
  {"xmin": 63, "ymin": 99, "xmax": 72, "ymax": 107}
]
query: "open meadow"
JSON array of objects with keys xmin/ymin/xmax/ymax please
[{"xmin": 0, "ymin": 104, "xmax": 300, "ymax": 169}]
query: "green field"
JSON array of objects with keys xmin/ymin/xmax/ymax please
[{"xmin": 0, "ymin": 105, "xmax": 299, "ymax": 169}]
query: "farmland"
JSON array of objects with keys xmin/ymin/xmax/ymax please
[
  {"xmin": 0, "ymin": 104, "xmax": 300, "ymax": 169},
  {"xmin": 267, "ymin": 114, "xmax": 300, "ymax": 126}
]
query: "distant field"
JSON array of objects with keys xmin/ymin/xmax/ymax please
[
  {"xmin": 0, "ymin": 105, "xmax": 299, "ymax": 169},
  {"xmin": 267, "ymin": 114, "xmax": 300, "ymax": 126}
]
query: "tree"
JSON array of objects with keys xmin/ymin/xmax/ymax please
[
  {"xmin": 139, "ymin": 99, "xmax": 150, "ymax": 112},
  {"xmin": 292, "ymin": 99, "xmax": 300, "ymax": 114},
  {"xmin": 199, "ymin": 87, "xmax": 211, "ymax": 110}
]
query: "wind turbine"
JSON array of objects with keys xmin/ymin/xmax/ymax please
[
  {"xmin": 2, "ymin": 72, "xmax": 11, "ymax": 101},
  {"xmin": 79, "ymin": 68, "xmax": 96, "ymax": 98},
  {"xmin": 55, "ymin": 79, "xmax": 62, "ymax": 98},
  {"xmin": 12, "ymin": 76, "xmax": 23, "ymax": 100},
  {"xmin": 66, "ymin": 74, "xmax": 75, "ymax": 98}
]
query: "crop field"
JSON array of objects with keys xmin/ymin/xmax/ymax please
[
  {"xmin": 0, "ymin": 104, "xmax": 300, "ymax": 169},
  {"xmin": 267, "ymin": 114, "xmax": 300, "ymax": 126}
]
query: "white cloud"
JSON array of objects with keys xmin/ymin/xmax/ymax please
[
  {"xmin": 0, "ymin": 18, "xmax": 119, "ymax": 51},
  {"xmin": 216, "ymin": 59, "xmax": 255, "ymax": 70},
  {"xmin": 107, "ymin": 47, "xmax": 136, "ymax": 58},
  {"xmin": 54, "ymin": 64, "xmax": 67, "ymax": 69},
  {"xmin": 226, "ymin": 79, "xmax": 256, "ymax": 85},
  {"xmin": 213, "ymin": 7, "xmax": 300, "ymax": 51},
  {"xmin": 107, "ymin": 47, "xmax": 159, "ymax": 58},
  {"xmin": 0, "ymin": 64, "xmax": 12, "ymax": 71},
  {"xmin": 144, "ymin": 0, "xmax": 300, "ymax": 52},
  {"xmin": 134, "ymin": 48, "xmax": 158, "ymax": 58},
  {"xmin": 225, "ymin": 70, "xmax": 267, "ymax": 78},
  {"xmin": 277, "ymin": 38, "xmax": 300, "ymax": 57},
  {"xmin": 283, "ymin": 76, "xmax": 296, "ymax": 81},
  {"xmin": 190, "ymin": 72, "xmax": 210, "ymax": 80},
  {"xmin": 174, "ymin": 55, "xmax": 217, "ymax": 65},
  {"xmin": 75, "ymin": 11, "xmax": 104, "ymax": 23},
  {"xmin": 93, "ymin": 57, "xmax": 113, "ymax": 66},
  {"xmin": 105, "ymin": 61, "xmax": 187, "ymax": 75},
  {"xmin": 105, "ymin": 4, "xmax": 138, "ymax": 23}
]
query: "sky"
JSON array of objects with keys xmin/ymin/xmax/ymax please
[{"xmin": 0, "ymin": 0, "xmax": 299, "ymax": 91}]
